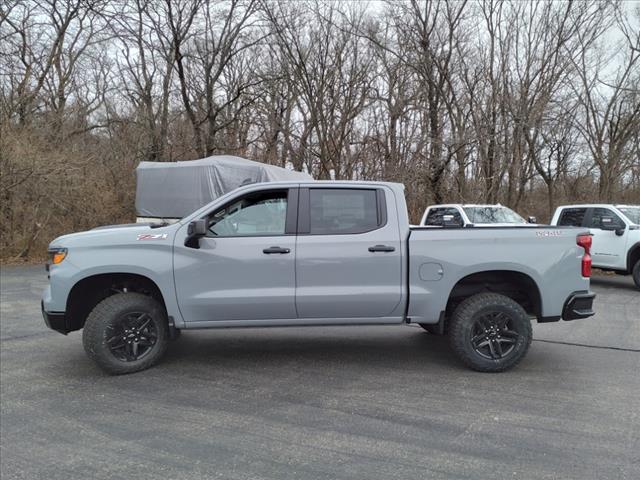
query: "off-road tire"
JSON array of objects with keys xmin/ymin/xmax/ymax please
[
  {"xmin": 82, "ymin": 293, "xmax": 169, "ymax": 375},
  {"xmin": 449, "ymin": 293, "xmax": 532, "ymax": 372},
  {"xmin": 633, "ymin": 260, "xmax": 640, "ymax": 290}
]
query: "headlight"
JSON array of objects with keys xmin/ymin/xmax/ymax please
[{"xmin": 47, "ymin": 247, "xmax": 68, "ymax": 270}]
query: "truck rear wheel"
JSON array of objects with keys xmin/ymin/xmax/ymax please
[
  {"xmin": 633, "ymin": 260, "xmax": 640, "ymax": 290},
  {"xmin": 449, "ymin": 293, "xmax": 532, "ymax": 372},
  {"xmin": 82, "ymin": 293, "xmax": 169, "ymax": 375}
]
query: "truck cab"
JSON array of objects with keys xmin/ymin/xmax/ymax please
[{"xmin": 550, "ymin": 204, "xmax": 640, "ymax": 288}]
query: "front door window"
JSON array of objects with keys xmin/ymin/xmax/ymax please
[{"xmin": 208, "ymin": 190, "xmax": 288, "ymax": 237}]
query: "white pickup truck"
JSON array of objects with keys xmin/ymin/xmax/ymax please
[
  {"xmin": 550, "ymin": 204, "xmax": 640, "ymax": 289},
  {"xmin": 421, "ymin": 204, "xmax": 536, "ymax": 227}
]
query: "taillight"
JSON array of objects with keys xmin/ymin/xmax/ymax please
[
  {"xmin": 577, "ymin": 234, "xmax": 592, "ymax": 277},
  {"xmin": 577, "ymin": 234, "xmax": 592, "ymax": 252}
]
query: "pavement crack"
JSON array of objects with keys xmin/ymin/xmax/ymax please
[
  {"xmin": 0, "ymin": 331, "xmax": 57, "ymax": 342},
  {"xmin": 533, "ymin": 338, "xmax": 640, "ymax": 352}
]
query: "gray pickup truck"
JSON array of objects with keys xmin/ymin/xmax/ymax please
[{"xmin": 42, "ymin": 181, "xmax": 595, "ymax": 374}]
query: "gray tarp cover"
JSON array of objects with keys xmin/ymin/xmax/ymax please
[{"xmin": 135, "ymin": 155, "xmax": 312, "ymax": 218}]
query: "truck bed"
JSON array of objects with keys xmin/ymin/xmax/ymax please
[{"xmin": 407, "ymin": 226, "xmax": 590, "ymax": 324}]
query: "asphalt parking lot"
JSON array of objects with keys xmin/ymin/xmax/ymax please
[{"xmin": 1, "ymin": 265, "xmax": 638, "ymax": 480}]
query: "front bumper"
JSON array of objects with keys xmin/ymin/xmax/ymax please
[
  {"xmin": 562, "ymin": 291, "xmax": 596, "ymax": 320},
  {"xmin": 41, "ymin": 301, "xmax": 69, "ymax": 335}
]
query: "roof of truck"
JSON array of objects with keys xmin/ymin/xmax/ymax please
[
  {"xmin": 426, "ymin": 204, "xmax": 505, "ymax": 208},
  {"xmin": 555, "ymin": 204, "xmax": 639, "ymax": 209},
  {"xmin": 235, "ymin": 180, "xmax": 405, "ymax": 188}
]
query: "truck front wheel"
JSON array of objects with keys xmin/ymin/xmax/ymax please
[
  {"xmin": 449, "ymin": 293, "xmax": 532, "ymax": 372},
  {"xmin": 82, "ymin": 293, "xmax": 169, "ymax": 375},
  {"xmin": 633, "ymin": 260, "xmax": 640, "ymax": 290}
]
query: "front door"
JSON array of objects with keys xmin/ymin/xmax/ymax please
[
  {"xmin": 294, "ymin": 187, "xmax": 403, "ymax": 319},
  {"xmin": 587, "ymin": 207, "xmax": 628, "ymax": 269},
  {"xmin": 174, "ymin": 187, "xmax": 298, "ymax": 323}
]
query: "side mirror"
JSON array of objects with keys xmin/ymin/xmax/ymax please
[
  {"xmin": 188, "ymin": 219, "xmax": 207, "ymax": 236},
  {"xmin": 527, "ymin": 216, "xmax": 537, "ymax": 224},
  {"xmin": 600, "ymin": 216, "xmax": 625, "ymax": 236},
  {"xmin": 442, "ymin": 214, "xmax": 462, "ymax": 228},
  {"xmin": 185, "ymin": 219, "xmax": 208, "ymax": 248}
]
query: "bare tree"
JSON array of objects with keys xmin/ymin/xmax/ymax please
[
  {"xmin": 262, "ymin": 0, "xmax": 375, "ymax": 179},
  {"xmin": 1, "ymin": 0, "xmax": 639, "ymax": 261},
  {"xmin": 572, "ymin": 5, "xmax": 640, "ymax": 201}
]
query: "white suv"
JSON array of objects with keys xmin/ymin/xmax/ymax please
[{"xmin": 550, "ymin": 204, "xmax": 640, "ymax": 289}]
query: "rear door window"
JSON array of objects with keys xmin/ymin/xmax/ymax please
[
  {"xmin": 308, "ymin": 189, "xmax": 381, "ymax": 235},
  {"xmin": 557, "ymin": 208, "xmax": 587, "ymax": 227}
]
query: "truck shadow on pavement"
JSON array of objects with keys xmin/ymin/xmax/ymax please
[
  {"xmin": 159, "ymin": 327, "xmax": 461, "ymax": 374},
  {"xmin": 47, "ymin": 327, "xmax": 560, "ymax": 379},
  {"xmin": 45, "ymin": 326, "xmax": 565, "ymax": 387}
]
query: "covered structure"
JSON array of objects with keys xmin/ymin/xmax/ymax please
[{"xmin": 135, "ymin": 155, "xmax": 312, "ymax": 220}]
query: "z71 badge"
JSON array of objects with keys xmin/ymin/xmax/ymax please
[{"xmin": 137, "ymin": 233, "xmax": 168, "ymax": 241}]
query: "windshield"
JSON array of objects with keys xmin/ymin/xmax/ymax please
[
  {"xmin": 618, "ymin": 207, "xmax": 640, "ymax": 224},
  {"xmin": 463, "ymin": 206, "xmax": 526, "ymax": 224}
]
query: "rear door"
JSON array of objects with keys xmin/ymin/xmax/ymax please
[{"xmin": 294, "ymin": 186, "xmax": 403, "ymax": 319}]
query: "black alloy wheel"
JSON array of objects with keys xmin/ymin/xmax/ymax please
[
  {"xmin": 106, "ymin": 312, "xmax": 158, "ymax": 362},
  {"xmin": 470, "ymin": 311, "xmax": 520, "ymax": 360}
]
